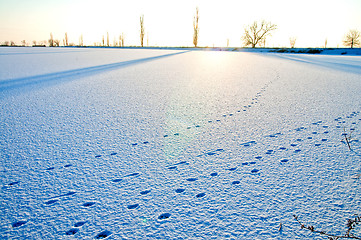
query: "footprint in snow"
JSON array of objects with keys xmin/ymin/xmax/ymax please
[
  {"xmin": 255, "ymin": 156, "xmax": 262, "ymax": 159},
  {"xmin": 110, "ymin": 152, "xmax": 117, "ymax": 156},
  {"xmin": 175, "ymin": 188, "xmax": 185, "ymax": 193},
  {"xmin": 125, "ymin": 172, "xmax": 140, "ymax": 177},
  {"xmin": 158, "ymin": 213, "xmax": 171, "ymax": 220},
  {"xmin": 8, "ymin": 181, "xmax": 20, "ymax": 186},
  {"xmin": 12, "ymin": 221, "xmax": 27, "ymax": 228},
  {"xmin": 74, "ymin": 221, "xmax": 87, "ymax": 227},
  {"xmin": 45, "ymin": 199, "xmax": 59, "ymax": 205},
  {"xmin": 280, "ymin": 159, "xmax": 289, "ymax": 163},
  {"xmin": 186, "ymin": 178, "xmax": 197, "ymax": 182},
  {"xmin": 46, "ymin": 167, "xmax": 55, "ymax": 171},
  {"xmin": 112, "ymin": 178, "xmax": 122, "ymax": 183},
  {"xmin": 95, "ymin": 230, "xmax": 112, "ymax": 239},
  {"xmin": 251, "ymin": 169, "xmax": 260, "ymax": 173},
  {"xmin": 168, "ymin": 166, "xmax": 177, "ymax": 170},
  {"xmin": 196, "ymin": 193, "xmax": 206, "ymax": 198},
  {"xmin": 127, "ymin": 204, "xmax": 139, "ymax": 209},
  {"xmin": 64, "ymin": 164, "xmax": 72, "ymax": 168},
  {"xmin": 95, "ymin": 155, "xmax": 102, "ymax": 158},
  {"xmin": 227, "ymin": 167, "xmax": 237, "ymax": 171},
  {"xmin": 210, "ymin": 172, "xmax": 218, "ymax": 177},
  {"xmin": 82, "ymin": 202, "xmax": 96, "ymax": 207},
  {"xmin": 65, "ymin": 228, "xmax": 79, "ymax": 235},
  {"xmin": 140, "ymin": 190, "xmax": 151, "ymax": 195},
  {"xmin": 232, "ymin": 181, "xmax": 240, "ymax": 185}
]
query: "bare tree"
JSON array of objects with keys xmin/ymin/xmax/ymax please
[
  {"xmin": 49, "ymin": 33, "xmax": 54, "ymax": 47},
  {"xmin": 54, "ymin": 39, "xmax": 60, "ymax": 47},
  {"xmin": 21, "ymin": 40, "xmax": 26, "ymax": 46},
  {"xmin": 10, "ymin": 41, "xmax": 15, "ymax": 46},
  {"xmin": 289, "ymin": 37, "xmax": 296, "ymax": 48},
  {"xmin": 102, "ymin": 35, "xmax": 105, "ymax": 46},
  {"xmin": 107, "ymin": 32, "xmax": 110, "ymax": 47},
  {"xmin": 64, "ymin": 32, "xmax": 68, "ymax": 46},
  {"xmin": 343, "ymin": 29, "xmax": 360, "ymax": 48},
  {"xmin": 79, "ymin": 34, "xmax": 83, "ymax": 46},
  {"xmin": 193, "ymin": 7, "xmax": 199, "ymax": 47},
  {"xmin": 119, "ymin": 33, "xmax": 125, "ymax": 47},
  {"xmin": 242, "ymin": 20, "xmax": 277, "ymax": 48},
  {"xmin": 140, "ymin": 15, "xmax": 145, "ymax": 47},
  {"xmin": 32, "ymin": 40, "xmax": 37, "ymax": 46},
  {"xmin": 324, "ymin": 38, "xmax": 328, "ymax": 48}
]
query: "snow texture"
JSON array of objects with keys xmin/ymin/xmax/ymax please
[{"xmin": 1, "ymin": 47, "xmax": 361, "ymax": 239}]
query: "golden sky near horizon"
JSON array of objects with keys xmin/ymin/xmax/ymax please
[{"xmin": 1, "ymin": 0, "xmax": 361, "ymax": 47}]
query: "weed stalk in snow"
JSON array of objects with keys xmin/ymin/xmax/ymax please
[{"xmin": 293, "ymin": 215, "xmax": 361, "ymax": 239}]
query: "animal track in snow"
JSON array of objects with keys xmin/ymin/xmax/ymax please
[
  {"xmin": 82, "ymin": 202, "xmax": 96, "ymax": 207},
  {"xmin": 210, "ymin": 172, "xmax": 218, "ymax": 176},
  {"xmin": 232, "ymin": 181, "xmax": 240, "ymax": 185},
  {"xmin": 175, "ymin": 188, "xmax": 185, "ymax": 193},
  {"xmin": 127, "ymin": 204, "xmax": 139, "ymax": 209},
  {"xmin": 12, "ymin": 221, "xmax": 27, "ymax": 228},
  {"xmin": 74, "ymin": 221, "xmax": 87, "ymax": 227},
  {"xmin": 140, "ymin": 190, "xmax": 151, "ymax": 195},
  {"xmin": 186, "ymin": 178, "xmax": 197, "ymax": 182},
  {"xmin": 65, "ymin": 228, "xmax": 79, "ymax": 235},
  {"xmin": 196, "ymin": 193, "xmax": 206, "ymax": 198},
  {"xmin": 112, "ymin": 178, "xmax": 122, "ymax": 183},
  {"xmin": 8, "ymin": 181, "xmax": 20, "ymax": 186},
  {"xmin": 95, "ymin": 230, "xmax": 112, "ymax": 239},
  {"xmin": 125, "ymin": 172, "xmax": 140, "ymax": 177},
  {"xmin": 158, "ymin": 213, "xmax": 171, "ymax": 220},
  {"xmin": 227, "ymin": 167, "xmax": 237, "ymax": 171},
  {"xmin": 45, "ymin": 199, "xmax": 59, "ymax": 205}
]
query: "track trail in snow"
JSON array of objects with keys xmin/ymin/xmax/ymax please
[{"xmin": 5, "ymin": 63, "xmax": 360, "ymax": 238}]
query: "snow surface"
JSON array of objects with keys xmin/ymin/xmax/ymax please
[{"xmin": 1, "ymin": 47, "xmax": 361, "ymax": 239}]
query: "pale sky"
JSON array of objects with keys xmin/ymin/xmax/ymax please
[{"xmin": 1, "ymin": 0, "xmax": 361, "ymax": 48}]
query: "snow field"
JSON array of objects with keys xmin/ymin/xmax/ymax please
[{"xmin": 1, "ymin": 48, "xmax": 361, "ymax": 239}]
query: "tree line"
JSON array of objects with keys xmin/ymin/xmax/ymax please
[{"xmin": 1, "ymin": 8, "xmax": 360, "ymax": 48}]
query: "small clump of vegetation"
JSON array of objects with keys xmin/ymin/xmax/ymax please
[{"xmin": 293, "ymin": 215, "xmax": 361, "ymax": 239}]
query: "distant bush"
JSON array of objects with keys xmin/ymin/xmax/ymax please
[{"xmin": 306, "ymin": 49, "xmax": 322, "ymax": 54}]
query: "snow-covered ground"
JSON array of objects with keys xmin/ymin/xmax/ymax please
[{"xmin": 1, "ymin": 47, "xmax": 360, "ymax": 239}]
